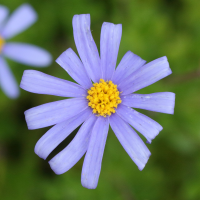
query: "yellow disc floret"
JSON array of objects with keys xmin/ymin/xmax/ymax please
[
  {"xmin": 0, "ymin": 35, "xmax": 5, "ymax": 53},
  {"xmin": 87, "ymin": 79, "xmax": 122, "ymax": 117}
]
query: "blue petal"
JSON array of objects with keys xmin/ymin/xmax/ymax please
[
  {"xmin": 35, "ymin": 108, "xmax": 92, "ymax": 160},
  {"xmin": 1, "ymin": 4, "xmax": 37, "ymax": 39},
  {"xmin": 121, "ymin": 92, "xmax": 175, "ymax": 114},
  {"xmin": 112, "ymin": 51, "xmax": 146, "ymax": 85},
  {"xmin": 0, "ymin": 5, "xmax": 9, "ymax": 29},
  {"xmin": 25, "ymin": 98, "xmax": 89, "ymax": 130},
  {"xmin": 49, "ymin": 114, "xmax": 97, "ymax": 174},
  {"xmin": 20, "ymin": 70, "xmax": 87, "ymax": 97},
  {"xmin": 0, "ymin": 56, "xmax": 19, "ymax": 98},
  {"xmin": 3, "ymin": 43, "xmax": 52, "ymax": 67},
  {"xmin": 72, "ymin": 14, "xmax": 101, "ymax": 82},
  {"xmin": 56, "ymin": 48, "xmax": 92, "ymax": 89},
  {"xmin": 116, "ymin": 104, "xmax": 163, "ymax": 143},
  {"xmin": 118, "ymin": 56, "xmax": 172, "ymax": 95},
  {"xmin": 100, "ymin": 22, "xmax": 122, "ymax": 81},
  {"xmin": 81, "ymin": 116, "xmax": 109, "ymax": 189},
  {"xmin": 110, "ymin": 113, "xmax": 151, "ymax": 170}
]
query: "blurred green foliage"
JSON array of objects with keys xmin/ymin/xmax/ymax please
[{"xmin": 1, "ymin": 0, "xmax": 200, "ymax": 199}]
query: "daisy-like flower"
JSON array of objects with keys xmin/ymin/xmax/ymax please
[
  {"xmin": 20, "ymin": 14, "xmax": 175, "ymax": 189},
  {"xmin": 0, "ymin": 4, "xmax": 52, "ymax": 98}
]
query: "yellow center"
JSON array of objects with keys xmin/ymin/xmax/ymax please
[
  {"xmin": 0, "ymin": 35, "xmax": 5, "ymax": 53},
  {"xmin": 87, "ymin": 79, "xmax": 122, "ymax": 117}
]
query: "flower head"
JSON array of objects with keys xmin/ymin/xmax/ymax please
[
  {"xmin": 0, "ymin": 4, "xmax": 52, "ymax": 98},
  {"xmin": 87, "ymin": 79, "xmax": 121, "ymax": 116},
  {"xmin": 20, "ymin": 14, "xmax": 175, "ymax": 189}
]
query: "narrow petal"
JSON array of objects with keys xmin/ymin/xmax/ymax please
[
  {"xmin": 81, "ymin": 117, "xmax": 109, "ymax": 189},
  {"xmin": 100, "ymin": 22, "xmax": 122, "ymax": 81},
  {"xmin": 121, "ymin": 92, "xmax": 175, "ymax": 114},
  {"xmin": 56, "ymin": 48, "xmax": 92, "ymax": 89},
  {"xmin": 25, "ymin": 98, "xmax": 89, "ymax": 130},
  {"xmin": 72, "ymin": 14, "xmax": 101, "ymax": 82},
  {"xmin": 0, "ymin": 57, "xmax": 19, "ymax": 98},
  {"xmin": 49, "ymin": 114, "xmax": 97, "ymax": 174},
  {"xmin": 118, "ymin": 56, "xmax": 172, "ymax": 95},
  {"xmin": 1, "ymin": 4, "xmax": 37, "ymax": 39},
  {"xmin": 3, "ymin": 43, "xmax": 52, "ymax": 67},
  {"xmin": 20, "ymin": 70, "xmax": 87, "ymax": 97},
  {"xmin": 112, "ymin": 51, "xmax": 146, "ymax": 85},
  {"xmin": 35, "ymin": 108, "xmax": 92, "ymax": 160},
  {"xmin": 0, "ymin": 5, "xmax": 9, "ymax": 28},
  {"xmin": 110, "ymin": 113, "xmax": 151, "ymax": 170},
  {"xmin": 116, "ymin": 104, "xmax": 163, "ymax": 143}
]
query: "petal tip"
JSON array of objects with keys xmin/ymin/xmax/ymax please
[
  {"xmin": 37, "ymin": 50, "xmax": 52, "ymax": 67},
  {"xmin": 7, "ymin": 93, "xmax": 19, "ymax": 99},
  {"xmin": 48, "ymin": 159, "xmax": 64, "ymax": 175},
  {"xmin": 138, "ymin": 151, "xmax": 151, "ymax": 171},
  {"xmin": 170, "ymin": 93, "xmax": 176, "ymax": 115},
  {"xmin": 146, "ymin": 140, "xmax": 151, "ymax": 144},
  {"xmin": 56, "ymin": 48, "xmax": 72, "ymax": 65},
  {"xmin": 34, "ymin": 145, "xmax": 46, "ymax": 160},
  {"xmin": 20, "ymin": 3, "xmax": 38, "ymax": 21},
  {"xmin": 5, "ymin": 88, "xmax": 20, "ymax": 99},
  {"xmin": 72, "ymin": 14, "xmax": 90, "ymax": 23},
  {"xmin": 81, "ymin": 178, "xmax": 97, "ymax": 189}
]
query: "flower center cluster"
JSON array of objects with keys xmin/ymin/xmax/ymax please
[
  {"xmin": 0, "ymin": 35, "xmax": 5, "ymax": 53},
  {"xmin": 87, "ymin": 79, "xmax": 122, "ymax": 117}
]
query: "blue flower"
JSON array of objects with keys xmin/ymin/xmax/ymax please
[
  {"xmin": 20, "ymin": 14, "xmax": 175, "ymax": 189},
  {"xmin": 0, "ymin": 4, "xmax": 52, "ymax": 98}
]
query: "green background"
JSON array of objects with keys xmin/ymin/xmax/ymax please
[{"xmin": 1, "ymin": 0, "xmax": 200, "ymax": 199}]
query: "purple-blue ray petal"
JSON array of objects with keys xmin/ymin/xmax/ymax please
[
  {"xmin": 112, "ymin": 51, "xmax": 146, "ymax": 85},
  {"xmin": 109, "ymin": 113, "xmax": 151, "ymax": 170},
  {"xmin": 118, "ymin": 56, "xmax": 172, "ymax": 95},
  {"xmin": 3, "ymin": 43, "xmax": 52, "ymax": 66},
  {"xmin": 72, "ymin": 14, "xmax": 101, "ymax": 82},
  {"xmin": 20, "ymin": 70, "xmax": 87, "ymax": 97},
  {"xmin": 0, "ymin": 56, "xmax": 19, "ymax": 98},
  {"xmin": 0, "ymin": 5, "xmax": 9, "ymax": 29},
  {"xmin": 121, "ymin": 92, "xmax": 175, "ymax": 114},
  {"xmin": 81, "ymin": 116, "xmax": 109, "ymax": 189},
  {"xmin": 49, "ymin": 114, "xmax": 97, "ymax": 174},
  {"xmin": 1, "ymin": 4, "xmax": 37, "ymax": 39},
  {"xmin": 35, "ymin": 108, "xmax": 92, "ymax": 160},
  {"xmin": 56, "ymin": 48, "xmax": 92, "ymax": 89},
  {"xmin": 100, "ymin": 22, "xmax": 122, "ymax": 81},
  {"xmin": 116, "ymin": 104, "xmax": 163, "ymax": 143},
  {"xmin": 25, "ymin": 98, "xmax": 89, "ymax": 130}
]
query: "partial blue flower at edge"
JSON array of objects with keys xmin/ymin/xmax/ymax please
[
  {"xmin": 20, "ymin": 14, "xmax": 175, "ymax": 189},
  {"xmin": 0, "ymin": 4, "xmax": 52, "ymax": 98}
]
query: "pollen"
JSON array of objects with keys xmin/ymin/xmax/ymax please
[
  {"xmin": 87, "ymin": 79, "xmax": 122, "ymax": 117},
  {"xmin": 0, "ymin": 35, "xmax": 5, "ymax": 53}
]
